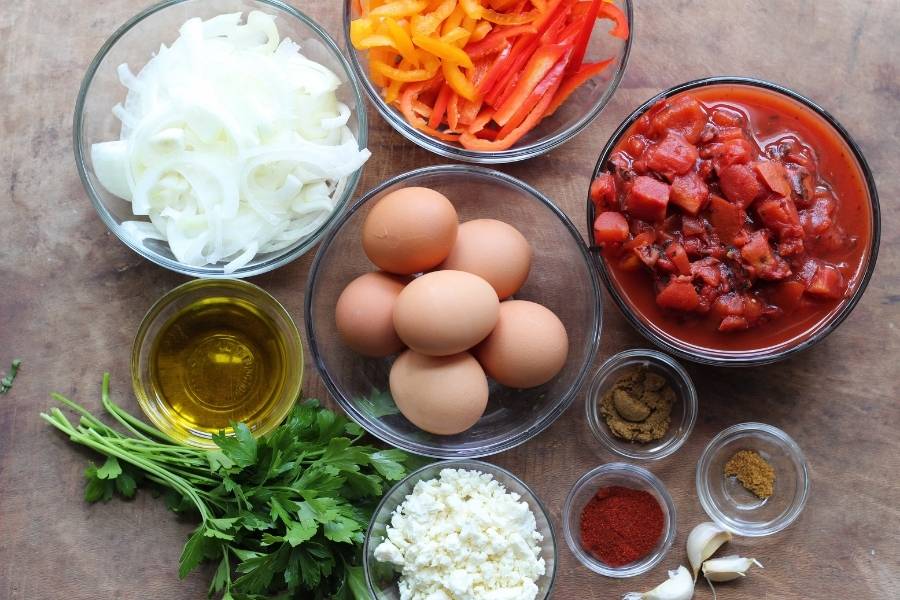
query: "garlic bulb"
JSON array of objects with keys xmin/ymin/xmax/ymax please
[
  {"xmin": 686, "ymin": 522, "xmax": 732, "ymax": 580},
  {"xmin": 701, "ymin": 555, "xmax": 763, "ymax": 582},
  {"xmin": 623, "ymin": 565, "xmax": 694, "ymax": 600}
]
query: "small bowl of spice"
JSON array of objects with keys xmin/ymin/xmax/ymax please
[
  {"xmin": 562, "ymin": 463, "xmax": 677, "ymax": 577},
  {"xmin": 696, "ymin": 422, "xmax": 810, "ymax": 537},
  {"xmin": 585, "ymin": 349, "xmax": 698, "ymax": 460}
]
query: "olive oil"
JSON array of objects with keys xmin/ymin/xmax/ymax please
[{"xmin": 149, "ymin": 295, "xmax": 289, "ymax": 435}]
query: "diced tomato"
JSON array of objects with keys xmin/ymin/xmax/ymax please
[
  {"xmin": 770, "ymin": 280, "xmax": 806, "ymax": 313},
  {"xmin": 683, "ymin": 236, "xmax": 703, "ymax": 257},
  {"xmin": 634, "ymin": 244, "xmax": 660, "ymax": 269},
  {"xmin": 681, "ymin": 215, "xmax": 706, "ymax": 237},
  {"xmin": 800, "ymin": 196, "xmax": 835, "ymax": 236},
  {"xmin": 650, "ymin": 95, "xmax": 707, "ymax": 144},
  {"xmin": 710, "ymin": 107, "xmax": 745, "ymax": 127},
  {"xmin": 691, "ymin": 257, "xmax": 721, "ymax": 287},
  {"xmin": 756, "ymin": 196, "xmax": 802, "ymax": 239},
  {"xmin": 806, "ymin": 263, "xmax": 846, "ymax": 299},
  {"xmin": 777, "ymin": 237, "xmax": 805, "ymax": 257},
  {"xmin": 656, "ymin": 279, "xmax": 700, "ymax": 311},
  {"xmin": 812, "ymin": 224, "xmax": 850, "ymax": 253},
  {"xmin": 785, "ymin": 163, "xmax": 815, "ymax": 207},
  {"xmin": 707, "ymin": 195, "xmax": 743, "ymax": 244},
  {"xmin": 754, "ymin": 160, "xmax": 792, "ymax": 198},
  {"xmin": 740, "ymin": 231, "xmax": 791, "ymax": 281},
  {"xmin": 718, "ymin": 315, "xmax": 750, "ymax": 332},
  {"xmin": 624, "ymin": 134, "xmax": 647, "ymax": 156},
  {"xmin": 643, "ymin": 132, "xmax": 699, "ymax": 179},
  {"xmin": 714, "ymin": 126, "xmax": 746, "ymax": 141},
  {"xmin": 670, "ymin": 171, "xmax": 709, "ymax": 216},
  {"xmin": 708, "ymin": 138, "xmax": 754, "ymax": 173},
  {"xmin": 718, "ymin": 163, "xmax": 765, "ymax": 208},
  {"xmin": 664, "ymin": 242, "xmax": 691, "ymax": 275},
  {"xmin": 626, "ymin": 176, "xmax": 670, "ymax": 222},
  {"xmin": 590, "ymin": 172, "xmax": 617, "ymax": 211},
  {"xmin": 624, "ymin": 230, "xmax": 656, "ymax": 250},
  {"xmin": 593, "ymin": 211, "xmax": 629, "ymax": 244},
  {"xmin": 712, "ymin": 292, "xmax": 744, "ymax": 319}
]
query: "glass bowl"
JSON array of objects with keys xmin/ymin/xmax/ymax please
[
  {"xmin": 74, "ymin": 0, "xmax": 368, "ymax": 277},
  {"xmin": 585, "ymin": 349, "xmax": 697, "ymax": 460},
  {"xmin": 562, "ymin": 463, "xmax": 676, "ymax": 577},
  {"xmin": 131, "ymin": 278, "xmax": 303, "ymax": 447},
  {"xmin": 364, "ymin": 459, "xmax": 557, "ymax": 599},
  {"xmin": 696, "ymin": 422, "xmax": 809, "ymax": 537},
  {"xmin": 585, "ymin": 76, "xmax": 881, "ymax": 366},
  {"xmin": 343, "ymin": 0, "xmax": 632, "ymax": 163},
  {"xmin": 305, "ymin": 164, "xmax": 601, "ymax": 458}
]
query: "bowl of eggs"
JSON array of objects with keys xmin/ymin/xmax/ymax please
[{"xmin": 305, "ymin": 165, "xmax": 602, "ymax": 458}]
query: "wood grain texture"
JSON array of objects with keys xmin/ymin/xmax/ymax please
[{"xmin": 1, "ymin": 1, "xmax": 898, "ymax": 598}]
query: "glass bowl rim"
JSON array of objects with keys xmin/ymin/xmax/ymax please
[
  {"xmin": 695, "ymin": 421, "xmax": 810, "ymax": 537},
  {"xmin": 562, "ymin": 461, "xmax": 677, "ymax": 577},
  {"xmin": 130, "ymin": 277, "xmax": 304, "ymax": 447},
  {"xmin": 362, "ymin": 458, "xmax": 559, "ymax": 599},
  {"xmin": 304, "ymin": 163, "xmax": 602, "ymax": 458},
  {"xmin": 341, "ymin": 0, "xmax": 634, "ymax": 164},
  {"xmin": 73, "ymin": 0, "xmax": 369, "ymax": 278},
  {"xmin": 584, "ymin": 75, "xmax": 882, "ymax": 366},
  {"xmin": 585, "ymin": 348, "xmax": 698, "ymax": 460}
]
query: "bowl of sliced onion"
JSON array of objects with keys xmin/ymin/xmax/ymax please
[{"xmin": 75, "ymin": 0, "xmax": 369, "ymax": 277}]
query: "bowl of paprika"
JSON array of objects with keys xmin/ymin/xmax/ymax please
[{"xmin": 562, "ymin": 462, "xmax": 676, "ymax": 577}]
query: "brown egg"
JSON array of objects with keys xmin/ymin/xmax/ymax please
[
  {"xmin": 335, "ymin": 272, "xmax": 408, "ymax": 357},
  {"xmin": 362, "ymin": 187, "xmax": 458, "ymax": 275},
  {"xmin": 390, "ymin": 350, "xmax": 488, "ymax": 435},
  {"xmin": 393, "ymin": 270, "xmax": 500, "ymax": 356},
  {"xmin": 441, "ymin": 219, "xmax": 532, "ymax": 298},
  {"xmin": 474, "ymin": 300, "xmax": 568, "ymax": 388}
]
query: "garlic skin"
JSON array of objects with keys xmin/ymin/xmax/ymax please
[
  {"xmin": 686, "ymin": 522, "xmax": 733, "ymax": 580},
  {"xmin": 701, "ymin": 555, "xmax": 763, "ymax": 582},
  {"xmin": 623, "ymin": 565, "xmax": 694, "ymax": 600}
]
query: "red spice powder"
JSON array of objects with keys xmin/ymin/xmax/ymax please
[{"xmin": 579, "ymin": 485, "xmax": 664, "ymax": 567}]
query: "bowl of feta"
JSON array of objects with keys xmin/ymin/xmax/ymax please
[{"xmin": 364, "ymin": 460, "xmax": 557, "ymax": 600}]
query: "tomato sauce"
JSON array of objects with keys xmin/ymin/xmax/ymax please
[{"xmin": 590, "ymin": 84, "xmax": 873, "ymax": 352}]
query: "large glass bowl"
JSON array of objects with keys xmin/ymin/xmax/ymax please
[
  {"xmin": 343, "ymin": 0, "xmax": 632, "ymax": 163},
  {"xmin": 585, "ymin": 76, "xmax": 881, "ymax": 366},
  {"xmin": 363, "ymin": 459, "xmax": 558, "ymax": 599},
  {"xmin": 74, "ymin": 0, "xmax": 368, "ymax": 278},
  {"xmin": 305, "ymin": 165, "xmax": 601, "ymax": 458}
]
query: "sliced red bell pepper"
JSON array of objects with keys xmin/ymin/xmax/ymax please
[
  {"xmin": 475, "ymin": 43, "xmax": 514, "ymax": 95},
  {"xmin": 598, "ymin": 2, "xmax": 629, "ymax": 39},
  {"xmin": 429, "ymin": 82, "xmax": 453, "ymax": 128},
  {"xmin": 467, "ymin": 107, "xmax": 496, "ymax": 134},
  {"xmin": 544, "ymin": 58, "xmax": 612, "ymax": 116},
  {"xmin": 447, "ymin": 91, "xmax": 461, "ymax": 130},
  {"xmin": 464, "ymin": 24, "xmax": 536, "ymax": 59},
  {"xmin": 492, "ymin": 43, "xmax": 570, "ymax": 126},
  {"xmin": 497, "ymin": 47, "xmax": 570, "ymax": 136},
  {"xmin": 400, "ymin": 76, "xmax": 462, "ymax": 142},
  {"xmin": 566, "ymin": 0, "xmax": 601, "ymax": 74},
  {"xmin": 459, "ymin": 65, "xmax": 565, "ymax": 150}
]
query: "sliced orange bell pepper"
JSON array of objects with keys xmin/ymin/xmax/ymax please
[
  {"xmin": 385, "ymin": 18, "xmax": 420, "ymax": 65},
  {"xmin": 371, "ymin": 0, "xmax": 429, "ymax": 17},
  {"xmin": 413, "ymin": 34, "xmax": 475, "ymax": 68},
  {"xmin": 400, "ymin": 78, "xmax": 463, "ymax": 141},
  {"xmin": 447, "ymin": 92, "xmax": 461, "ymax": 130},
  {"xmin": 442, "ymin": 61, "xmax": 478, "ymax": 100},
  {"xmin": 470, "ymin": 21, "xmax": 493, "ymax": 42},
  {"xmin": 373, "ymin": 59, "xmax": 439, "ymax": 82}
]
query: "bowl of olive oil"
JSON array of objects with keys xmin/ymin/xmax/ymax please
[{"xmin": 132, "ymin": 279, "xmax": 303, "ymax": 447}]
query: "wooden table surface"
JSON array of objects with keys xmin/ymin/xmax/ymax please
[{"xmin": 2, "ymin": 1, "xmax": 898, "ymax": 598}]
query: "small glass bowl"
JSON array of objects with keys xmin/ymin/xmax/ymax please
[
  {"xmin": 585, "ymin": 349, "xmax": 697, "ymax": 460},
  {"xmin": 364, "ymin": 459, "xmax": 558, "ymax": 599},
  {"xmin": 562, "ymin": 463, "xmax": 676, "ymax": 577},
  {"xmin": 585, "ymin": 76, "xmax": 881, "ymax": 366},
  {"xmin": 74, "ymin": 0, "xmax": 368, "ymax": 277},
  {"xmin": 342, "ymin": 1, "xmax": 632, "ymax": 163},
  {"xmin": 305, "ymin": 164, "xmax": 602, "ymax": 458},
  {"xmin": 131, "ymin": 278, "xmax": 303, "ymax": 447},
  {"xmin": 696, "ymin": 422, "xmax": 809, "ymax": 537}
]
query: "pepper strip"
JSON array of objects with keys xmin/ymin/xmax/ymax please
[
  {"xmin": 544, "ymin": 58, "xmax": 612, "ymax": 115},
  {"xmin": 598, "ymin": 2, "xmax": 629, "ymax": 39},
  {"xmin": 370, "ymin": 0, "xmax": 429, "ymax": 17},
  {"xmin": 442, "ymin": 61, "xmax": 477, "ymax": 99},
  {"xmin": 566, "ymin": 0, "xmax": 600, "ymax": 73},
  {"xmin": 385, "ymin": 18, "xmax": 420, "ymax": 65},
  {"xmin": 492, "ymin": 43, "xmax": 569, "ymax": 125},
  {"xmin": 497, "ymin": 46, "xmax": 570, "ymax": 135},
  {"xmin": 412, "ymin": 34, "xmax": 475, "ymax": 68},
  {"xmin": 429, "ymin": 83, "xmax": 454, "ymax": 128},
  {"xmin": 400, "ymin": 77, "xmax": 462, "ymax": 141},
  {"xmin": 373, "ymin": 59, "xmax": 439, "ymax": 81},
  {"xmin": 464, "ymin": 24, "xmax": 536, "ymax": 58}
]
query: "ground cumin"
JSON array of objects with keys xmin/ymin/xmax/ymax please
[
  {"xmin": 724, "ymin": 450, "xmax": 775, "ymax": 499},
  {"xmin": 599, "ymin": 366, "xmax": 673, "ymax": 442}
]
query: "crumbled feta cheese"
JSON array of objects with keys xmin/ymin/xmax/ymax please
[{"xmin": 374, "ymin": 468, "xmax": 546, "ymax": 600}]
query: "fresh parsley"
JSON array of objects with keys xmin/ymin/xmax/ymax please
[
  {"xmin": 0, "ymin": 358, "xmax": 21, "ymax": 394},
  {"xmin": 41, "ymin": 373, "xmax": 422, "ymax": 599}
]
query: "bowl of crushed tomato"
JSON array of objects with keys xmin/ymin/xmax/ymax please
[{"xmin": 586, "ymin": 77, "xmax": 880, "ymax": 365}]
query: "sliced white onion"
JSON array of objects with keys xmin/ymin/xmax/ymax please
[{"xmin": 91, "ymin": 10, "xmax": 367, "ymax": 270}]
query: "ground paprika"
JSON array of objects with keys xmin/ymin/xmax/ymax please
[{"xmin": 579, "ymin": 485, "xmax": 664, "ymax": 567}]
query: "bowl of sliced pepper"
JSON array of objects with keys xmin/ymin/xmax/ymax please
[
  {"xmin": 586, "ymin": 77, "xmax": 881, "ymax": 365},
  {"xmin": 344, "ymin": 0, "xmax": 632, "ymax": 163}
]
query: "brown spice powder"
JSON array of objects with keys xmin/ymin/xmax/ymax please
[
  {"xmin": 724, "ymin": 449, "xmax": 775, "ymax": 499},
  {"xmin": 599, "ymin": 366, "xmax": 674, "ymax": 442}
]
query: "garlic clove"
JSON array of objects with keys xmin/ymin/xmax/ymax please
[
  {"xmin": 686, "ymin": 522, "xmax": 733, "ymax": 580},
  {"xmin": 701, "ymin": 555, "xmax": 763, "ymax": 582},
  {"xmin": 622, "ymin": 565, "xmax": 695, "ymax": 600}
]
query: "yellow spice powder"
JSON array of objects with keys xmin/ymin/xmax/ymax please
[{"xmin": 724, "ymin": 449, "xmax": 775, "ymax": 499}]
